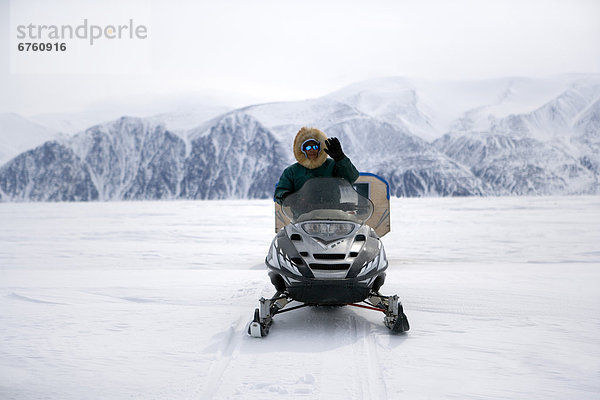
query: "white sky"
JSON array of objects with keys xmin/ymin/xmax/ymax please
[{"xmin": 1, "ymin": 0, "xmax": 600, "ymax": 116}]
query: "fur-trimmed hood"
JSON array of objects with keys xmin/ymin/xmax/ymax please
[{"xmin": 293, "ymin": 127, "xmax": 328, "ymax": 169}]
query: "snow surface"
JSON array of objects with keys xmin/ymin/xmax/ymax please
[{"xmin": 0, "ymin": 196, "xmax": 599, "ymax": 399}]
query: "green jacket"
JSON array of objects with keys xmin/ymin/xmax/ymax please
[{"xmin": 274, "ymin": 156, "xmax": 360, "ymax": 204}]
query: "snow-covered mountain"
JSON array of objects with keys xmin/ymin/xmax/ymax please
[
  {"xmin": 68, "ymin": 117, "xmax": 187, "ymax": 201},
  {"xmin": 1, "ymin": 75, "xmax": 599, "ymax": 201},
  {"xmin": 180, "ymin": 112, "xmax": 287, "ymax": 199},
  {"xmin": 242, "ymin": 74, "xmax": 599, "ymax": 197},
  {"xmin": 0, "ymin": 115, "xmax": 287, "ymax": 201},
  {"xmin": 433, "ymin": 133, "xmax": 596, "ymax": 195},
  {"xmin": 30, "ymin": 95, "xmax": 232, "ymax": 135},
  {"xmin": 429, "ymin": 76, "xmax": 600, "ymax": 195},
  {"xmin": 0, "ymin": 141, "xmax": 97, "ymax": 201},
  {"xmin": 308, "ymin": 115, "xmax": 484, "ymax": 197},
  {"xmin": 0, "ymin": 113, "xmax": 60, "ymax": 165},
  {"xmin": 325, "ymin": 76, "xmax": 577, "ymax": 140}
]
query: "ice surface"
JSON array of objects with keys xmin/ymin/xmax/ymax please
[{"xmin": 0, "ymin": 197, "xmax": 599, "ymax": 399}]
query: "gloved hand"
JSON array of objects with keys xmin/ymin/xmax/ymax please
[{"xmin": 324, "ymin": 137, "xmax": 345, "ymax": 162}]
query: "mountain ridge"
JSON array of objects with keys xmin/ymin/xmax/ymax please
[{"xmin": 1, "ymin": 75, "xmax": 599, "ymax": 201}]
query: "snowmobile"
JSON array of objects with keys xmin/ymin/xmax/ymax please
[{"xmin": 248, "ymin": 175, "xmax": 410, "ymax": 337}]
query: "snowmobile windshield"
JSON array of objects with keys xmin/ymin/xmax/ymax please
[{"xmin": 282, "ymin": 177, "xmax": 374, "ymax": 225}]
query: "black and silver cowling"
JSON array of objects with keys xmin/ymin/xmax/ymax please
[{"xmin": 265, "ymin": 177, "xmax": 388, "ymax": 304}]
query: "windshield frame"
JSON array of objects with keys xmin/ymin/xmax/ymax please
[{"xmin": 281, "ymin": 177, "xmax": 374, "ymax": 225}]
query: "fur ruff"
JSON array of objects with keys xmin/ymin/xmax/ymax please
[{"xmin": 293, "ymin": 127, "xmax": 328, "ymax": 169}]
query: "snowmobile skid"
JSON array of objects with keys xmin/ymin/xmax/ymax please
[
  {"xmin": 248, "ymin": 290, "xmax": 410, "ymax": 337},
  {"xmin": 249, "ymin": 176, "xmax": 410, "ymax": 338}
]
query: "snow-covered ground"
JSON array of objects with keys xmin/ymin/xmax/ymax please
[{"xmin": 0, "ymin": 196, "xmax": 599, "ymax": 399}]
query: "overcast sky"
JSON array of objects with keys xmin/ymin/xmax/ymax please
[{"xmin": 2, "ymin": 0, "xmax": 600, "ymax": 116}]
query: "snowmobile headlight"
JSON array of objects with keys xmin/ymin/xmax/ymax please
[{"xmin": 301, "ymin": 222, "xmax": 354, "ymax": 239}]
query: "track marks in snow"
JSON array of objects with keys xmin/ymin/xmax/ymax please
[
  {"xmin": 310, "ymin": 307, "xmax": 392, "ymax": 399},
  {"xmin": 201, "ymin": 317, "xmax": 246, "ymax": 399},
  {"xmin": 350, "ymin": 314, "xmax": 388, "ymax": 400},
  {"xmin": 233, "ymin": 373, "xmax": 317, "ymax": 397},
  {"xmin": 7, "ymin": 292, "xmax": 67, "ymax": 305}
]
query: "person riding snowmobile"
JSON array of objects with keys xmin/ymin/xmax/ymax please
[{"xmin": 274, "ymin": 127, "xmax": 359, "ymax": 204}]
